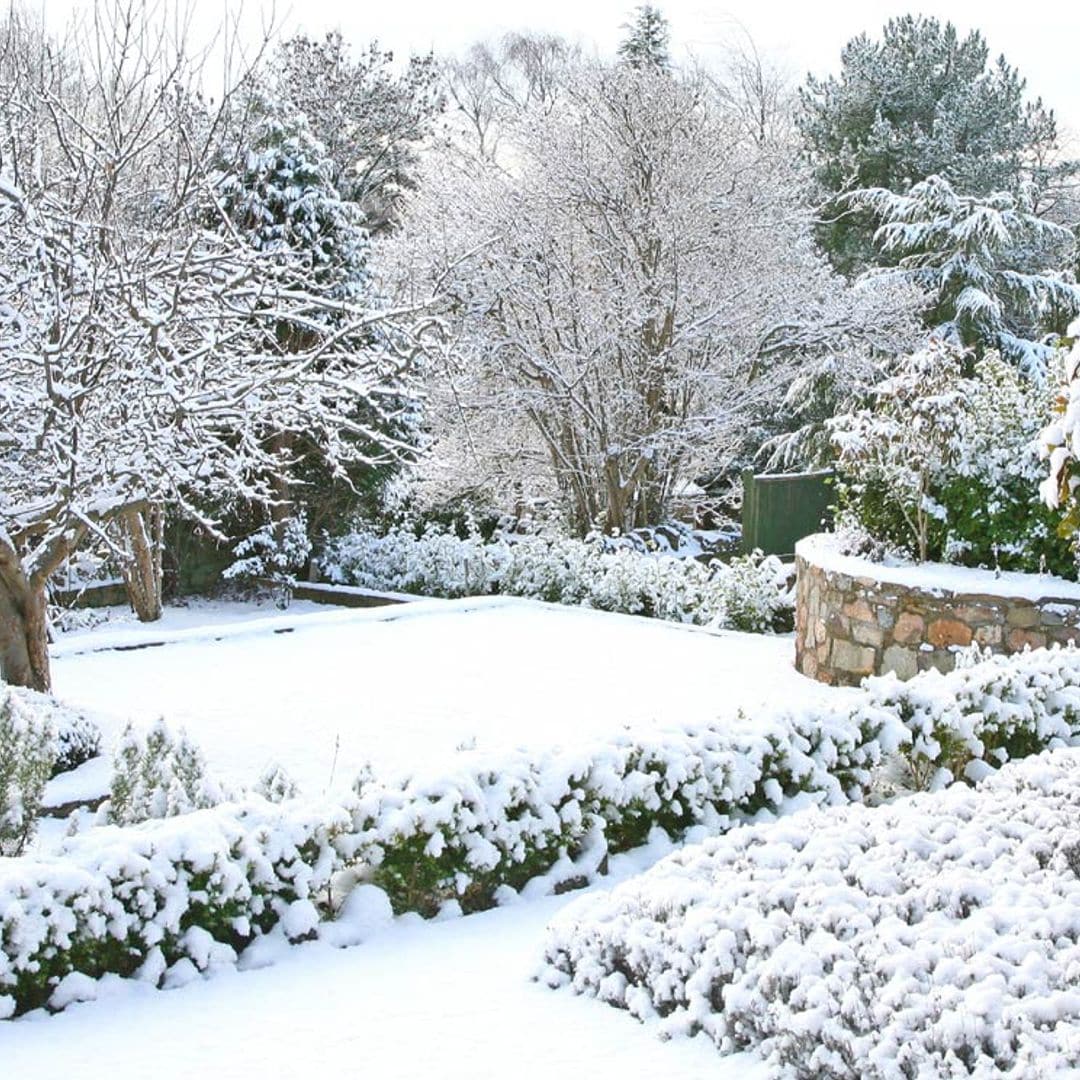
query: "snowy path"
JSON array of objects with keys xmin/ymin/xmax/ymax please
[
  {"xmin": 1, "ymin": 846, "xmax": 767, "ymax": 1080},
  {"xmin": 51, "ymin": 596, "xmax": 842, "ymax": 797}
]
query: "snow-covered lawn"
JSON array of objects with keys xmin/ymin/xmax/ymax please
[{"xmin": 50, "ymin": 595, "xmax": 835, "ymax": 799}]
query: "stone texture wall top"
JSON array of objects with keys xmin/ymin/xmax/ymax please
[{"xmin": 795, "ymin": 534, "xmax": 1080, "ymax": 686}]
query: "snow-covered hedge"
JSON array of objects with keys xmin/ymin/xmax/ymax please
[
  {"xmin": 0, "ymin": 692, "xmax": 55, "ymax": 857},
  {"xmin": 0, "ymin": 797, "xmax": 349, "ymax": 1019},
  {"xmin": 321, "ymin": 525, "xmax": 791, "ymax": 632},
  {"xmin": 0, "ymin": 701, "xmax": 901, "ymax": 1016},
  {"xmin": 1, "ymin": 687, "xmax": 102, "ymax": 855},
  {"xmin": 540, "ymin": 749, "xmax": 1080, "ymax": 1078},
  {"xmin": 865, "ymin": 643, "xmax": 1080, "ymax": 789},
  {"xmin": 349, "ymin": 701, "xmax": 902, "ymax": 916}
]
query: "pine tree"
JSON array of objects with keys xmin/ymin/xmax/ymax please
[
  {"xmin": 850, "ymin": 175, "xmax": 1080, "ymax": 374},
  {"xmin": 800, "ymin": 16, "xmax": 1072, "ymax": 275},
  {"xmin": 617, "ymin": 5, "xmax": 671, "ymax": 72}
]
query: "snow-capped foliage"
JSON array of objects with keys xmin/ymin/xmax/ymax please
[
  {"xmin": 799, "ymin": 15, "xmax": 1070, "ymax": 276},
  {"xmin": 255, "ymin": 764, "xmax": 300, "ymax": 804},
  {"xmin": 540, "ymin": 748, "xmax": 1080, "ymax": 1078},
  {"xmin": 0, "ymin": 691, "xmax": 55, "ymax": 856},
  {"xmin": 224, "ymin": 514, "xmax": 313, "ymax": 587},
  {"xmin": 849, "ymin": 175, "xmax": 1079, "ymax": 373},
  {"xmin": 322, "ymin": 525, "xmax": 791, "ymax": 632},
  {"xmin": 867, "ymin": 643, "xmax": 1080, "ymax": 789},
  {"xmin": 1040, "ymin": 320, "xmax": 1080, "ymax": 546},
  {"xmin": 0, "ymin": 795, "xmax": 351, "ymax": 1018},
  {"xmin": 831, "ymin": 342, "xmax": 1069, "ymax": 572},
  {"xmin": 106, "ymin": 720, "xmax": 225, "ymax": 826},
  {"xmin": 829, "ymin": 341, "xmax": 973, "ymax": 562}
]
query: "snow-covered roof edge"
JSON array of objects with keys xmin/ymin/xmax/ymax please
[{"xmin": 796, "ymin": 532, "xmax": 1080, "ymax": 603}]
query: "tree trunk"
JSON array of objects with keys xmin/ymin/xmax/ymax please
[
  {"xmin": 119, "ymin": 505, "xmax": 164, "ymax": 622},
  {"xmin": 0, "ymin": 570, "xmax": 50, "ymax": 692}
]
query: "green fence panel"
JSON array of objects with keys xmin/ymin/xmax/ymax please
[{"xmin": 742, "ymin": 470, "xmax": 833, "ymax": 558}]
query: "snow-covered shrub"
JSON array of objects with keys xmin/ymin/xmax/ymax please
[
  {"xmin": 321, "ymin": 525, "xmax": 792, "ymax": 632},
  {"xmin": 1041, "ymin": 320, "xmax": 1080, "ymax": 551},
  {"xmin": 0, "ymin": 796, "xmax": 350, "ymax": 1017},
  {"xmin": 350, "ymin": 701, "xmax": 905, "ymax": 915},
  {"xmin": 867, "ymin": 643, "xmax": 1080, "ymax": 790},
  {"xmin": 255, "ymin": 763, "xmax": 299, "ymax": 803},
  {"xmin": 224, "ymin": 512, "xmax": 312, "ymax": 586},
  {"xmin": 51, "ymin": 709, "xmax": 101, "ymax": 777},
  {"xmin": 829, "ymin": 340, "xmax": 973, "ymax": 563},
  {"xmin": 835, "ymin": 343, "xmax": 1071, "ymax": 573},
  {"xmin": 540, "ymin": 749, "xmax": 1080, "ymax": 1078},
  {"xmin": 0, "ymin": 691, "xmax": 56, "ymax": 857},
  {"xmin": 107, "ymin": 720, "xmax": 224, "ymax": 825},
  {"xmin": 0, "ymin": 686, "xmax": 101, "ymax": 777}
]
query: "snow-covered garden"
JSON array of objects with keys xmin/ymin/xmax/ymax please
[{"xmin": 5, "ymin": 2, "xmax": 1080, "ymax": 1078}]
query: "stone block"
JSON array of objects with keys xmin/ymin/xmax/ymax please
[
  {"xmin": 1006, "ymin": 605, "xmax": 1041, "ymax": 629},
  {"xmin": 973, "ymin": 624, "xmax": 1003, "ymax": 647},
  {"xmin": 882, "ymin": 643, "xmax": 917, "ymax": 680},
  {"xmin": 842, "ymin": 598, "xmax": 874, "ymax": 622},
  {"xmin": 893, "ymin": 611, "xmax": 925, "ymax": 644},
  {"xmin": 1008, "ymin": 628, "xmax": 1047, "ymax": 651},
  {"xmin": 831, "ymin": 639, "xmax": 876, "ymax": 675},
  {"xmin": 927, "ymin": 618, "xmax": 973, "ymax": 648},
  {"xmin": 875, "ymin": 606, "xmax": 895, "ymax": 630},
  {"xmin": 953, "ymin": 605, "xmax": 1002, "ymax": 626},
  {"xmin": 852, "ymin": 621, "xmax": 884, "ymax": 648}
]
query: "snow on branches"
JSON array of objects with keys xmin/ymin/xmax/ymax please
[
  {"xmin": 849, "ymin": 175, "xmax": 1080, "ymax": 374},
  {"xmin": 0, "ymin": 4, "xmax": 437, "ymax": 688}
]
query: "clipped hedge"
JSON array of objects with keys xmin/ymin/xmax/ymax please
[
  {"xmin": 321, "ymin": 525, "xmax": 792, "ymax": 633},
  {"xmin": 0, "ymin": 798, "xmax": 348, "ymax": 1018}
]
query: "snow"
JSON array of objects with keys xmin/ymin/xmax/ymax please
[
  {"xmin": 799, "ymin": 532, "xmax": 1080, "ymax": 602},
  {"xmin": 541, "ymin": 750, "xmax": 1080, "ymax": 1077},
  {"xmin": 49, "ymin": 596, "xmax": 833, "ymax": 800},
  {"xmin": 1, "ymin": 840, "xmax": 766, "ymax": 1080}
]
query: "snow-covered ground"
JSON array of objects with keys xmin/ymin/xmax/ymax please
[{"xmin": 50, "ymin": 595, "xmax": 836, "ymax": 799}]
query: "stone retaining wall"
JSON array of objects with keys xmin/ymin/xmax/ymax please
[{"xmin": 795, "ymin": 538, "xmax": 1080, "ymax": 686}]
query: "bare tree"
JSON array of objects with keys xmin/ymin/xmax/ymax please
[
  {"xmin": 393, "ymin": 62, "xmax": 920, "ymax": 534},
  {"xmin": 443, "ymin": 32, "xmax": 579, "ymax": 161}
]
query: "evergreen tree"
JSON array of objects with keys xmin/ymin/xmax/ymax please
[
  {"xmin": 850, "ymin": 175, "xmax": 1080, "ymax": 374},
  {"xmin": 800, "ymin": 15, "xmax": 1072, "ymax": 275},
  {"xmin": 617, "ymin": 5, "xmax": 671, "ymax": 72}
]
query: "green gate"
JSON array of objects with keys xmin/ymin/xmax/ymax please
[{"xmin": 742, "ymin": 470, "xmax": 833, "ymax": 558}]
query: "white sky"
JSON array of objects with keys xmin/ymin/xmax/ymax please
[{"xmin": 34, "ymin": 1, "xmax": 1080, "ymax": 140}]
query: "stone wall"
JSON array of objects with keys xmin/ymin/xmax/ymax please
[{"xmin": 795, "ymin": 536, "xmax": 1080, "ymax": 686}]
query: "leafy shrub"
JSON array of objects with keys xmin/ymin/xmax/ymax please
[
  {"xmin": 52, "ymin": 710, "xmax": 101, "ymax": 777},
  {"xmin": 321, "ymin": 525, "xmax": 792, "ymax": 632},
  {"xmin": 833, "ymin": 345, "xmax": 1073, "ymax": 573},
  {"xmin": 224, "ymin": 512, "xmax": 312, "ymax": 587},
  {"xmin": 540, "ymin": 749, "xmax": 1080, "ymax": 1078},
  {"xmin": 107, "ymin": 719, "xmax": 223, "ymax": 825},
  {"xmin": 0, "ymin": 797, "xmax": 351, "ymax": 1018},
  {"xmin": 0, "ymin": 692, "xmax": 55, "ymax": 856},
  {"xmin": 255, "ymin": 763, "xmax": 299, "ymax": 803}
]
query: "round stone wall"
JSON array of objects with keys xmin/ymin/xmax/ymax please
[{"xmin": 795, "ymin": 534, "xmax": 1080, "ymax": 686}]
